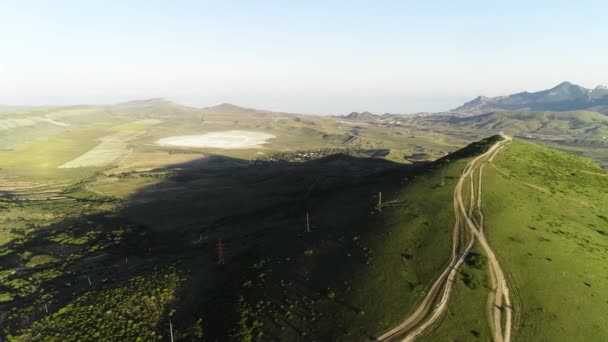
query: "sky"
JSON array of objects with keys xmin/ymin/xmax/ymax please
[{"xmin": 1, "ymin": 0, "xmax": 607, "ymax": 114}]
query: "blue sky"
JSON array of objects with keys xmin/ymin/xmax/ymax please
[{"xmin": 1, "ymin": 0, "xmax": 607, "ymax": 114}]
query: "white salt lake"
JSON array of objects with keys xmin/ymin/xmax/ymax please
[{"xmin": 155, "ymin": 130, "xmax": 276, "ymax": 149}]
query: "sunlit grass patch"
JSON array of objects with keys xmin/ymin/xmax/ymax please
[
  {"xmin": 11, "ymin": 268, "xmax": 185, "ymax": 342},
  {"xmin": 25, "ymin": 255, "xmax": 58, "ymax": 268}
]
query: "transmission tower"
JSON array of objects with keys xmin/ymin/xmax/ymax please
[{"xmin": 216, "ymin": 239, "xmax": 225, "ymax": 265}]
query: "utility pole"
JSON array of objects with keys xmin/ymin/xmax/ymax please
[
  {"xmin": 169, "ymin": 320, "xmax": 174, "ymax": 342},
  {"xmin": 306, "ymin": 211, "xmax": 310, "ymax": 233},
  {"xmin": 378, "ymin": 192, "xmax": 382, "ymax": 208},
  {"xmin": 44, "ymin": 303, "xmax": 48, "ymax": 314},
  {"xmin": 216, "ymin": 239, "xmax": 225, "ymax": 265}
]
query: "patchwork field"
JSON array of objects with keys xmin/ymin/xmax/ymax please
[{"xmin": 59, "ymin": 131, "xmax": 142, "ymax": 168}]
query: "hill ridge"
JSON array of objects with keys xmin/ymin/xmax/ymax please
[{"xmin": 453, "ymin": 82, "xmax": 608, "ymax": 115}]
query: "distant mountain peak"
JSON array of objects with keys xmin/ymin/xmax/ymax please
[
  {"xmin": 344, "ymin": 111, "xmax": 376, "ymax": 120},
  {"xmin": 213, "ymin": 102, "xmax": 245, "ymax": 108},
  {"xmin": 470, "ymin": 96, "xmax": 490, "ymax": 103},
  {"xmin": 204, "ymin": 103, "xmax": 259, "ymax": 113},
  {"xmin": 550, "ymin": 81, "xmax": 586, "ymax": 92},
  {"xmin": 114, "ymin": 98, "xmax": 174, "ymax": 108},
  {"xmin": 554, "ymin": 81, "xmax": 575, "ymax": 88},
  {"xmin": 595, "ymin": 85, "xmax": 608, "ymax": 90},
  {"xmin": 452, "ymin": 82, "xmax": 608, "ymax": 115}
]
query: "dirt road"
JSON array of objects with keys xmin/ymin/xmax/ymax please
[{"xmin": 377, "ymin": 135, "xmax": 513, "ymax": 342}]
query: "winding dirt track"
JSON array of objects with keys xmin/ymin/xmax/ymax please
[{"xmin": 377, "ymin": 135, "xmax": 513, "ymax": 342}]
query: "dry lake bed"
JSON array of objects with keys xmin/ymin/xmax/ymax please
[{"xmin": 155, "ymin": 130, "xmax": 276, "ymax": 149}]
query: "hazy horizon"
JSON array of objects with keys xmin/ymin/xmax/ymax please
[
  {"xmin": 0, "ymin": 94, "xmax": 473, "ymax": 115},
  {"xmin": 2, "ymin": 1, "xmax": 607, "ymax": 114}
]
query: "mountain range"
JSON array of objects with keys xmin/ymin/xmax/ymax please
[{"xmin": 452, "ymin": 82, "xmax": 608, "ymax": 115}]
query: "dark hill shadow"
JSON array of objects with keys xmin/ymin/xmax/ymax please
[
  {"xmin": 0, "ymin": 152, "xmax": 423, "ymax": 339},
  {"xmin": 123, "ymin": 154, "xmax": 409, "ymax": 234},
  {"xmin": 0, "ymin": 136, "xmax": 505, "ymax": 340}
]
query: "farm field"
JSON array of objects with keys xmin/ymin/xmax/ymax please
[
  {"xmin": 0, "ymin": 100, "xmax": 470, "ymax": 184},
  {"xmin": 59, "ymin": 131, "xmax": 143, "ymax": 168}
]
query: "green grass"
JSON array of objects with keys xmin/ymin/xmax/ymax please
[
  {"xmin": 429, "ymin": 248, "xmax": 492, "ymax": 341},
  {"xmin": 0, "ymin": 292, "xmax": 14, "ymax": 302},
  {"xmin": 47, "ymin": 232, "xmax": 95, "ymax": 245},
  {"xmin": 419, "ymin": 138, "xmax": 608, "ymax": 341},
  {"xmin": 0, "ymin": 127, "xmax": 109, "ymax": 181},
  {"xmin": 9, "ymin": 268, "xmax": 185, "ymax": 342},
  {"xmin": 482, "ymin": 139, "xmax": 608, "ymax": 341},
  {"xmin": 25, "ymin": 255, "xmax": 58, "ymax": 267}
]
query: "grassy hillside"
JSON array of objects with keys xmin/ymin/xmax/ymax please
[
  {"xmin": 413, "ymin": 110, "xmax": 608, "ymax": 139},
  {"xmin": 404, "ymin": 110, "xmax": 608, "ymax": 167},
  {"xmin": 428, "ymin": 138, "xmax": 608, "ymax": 342},
  {"xmin": 479, "ymin": 139, "xmax": 608, "ymax": 341},
  {"xmin": 456, "ymin": 111, "xmax": 608, "ymax": 137}
]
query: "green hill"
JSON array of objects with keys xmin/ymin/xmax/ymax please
[
  {"xmin": 409, "ymin": 110, "xmax": 608, "ymax": 167},
  {"xmin": 342, "ymin": 111, "xmax": 377, "ymax": 121},
  {"xmin": 475, "ymin": 139, "xmax": 608, "ymax": 341},
  {"xmin": 448, "ymin": 110, "xmax": 608, "ymax": 138}
]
